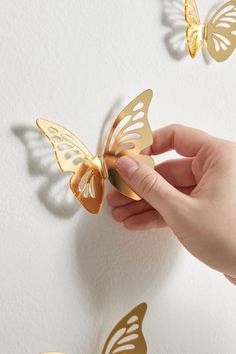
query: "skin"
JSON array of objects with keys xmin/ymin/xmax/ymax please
[{"xmin": 107, "ymin": 124, "xmax": 236, "ymax": 285}]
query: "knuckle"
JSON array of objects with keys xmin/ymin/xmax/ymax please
[
  {"xmin": 139, "ymin": 173, "xmax": 160, "ymax": 197},
  {"xmin": 168, "ymin": 123, "xmax": 183, "ymax": 131}
]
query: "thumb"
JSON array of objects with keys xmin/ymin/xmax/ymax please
[{"xmin": 116, "ymin": 156, "xmax": 192, "ymax": 223}]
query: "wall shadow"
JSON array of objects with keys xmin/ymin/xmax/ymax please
[
  {"xmin": 12, "ymin": 124, "xmax": 80, "ymax": 218},
  {"xmin": 74, "ymin": 208, "xmax": 180, "ymax": 317},
  {"xmin": 162, "ymin": 0, "xmax": 188, "ymax": 61}
]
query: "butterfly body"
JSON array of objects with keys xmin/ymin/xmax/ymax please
[
  {"xmin": 36, "ymin": 90, "xmax": 154, "ymax": 214},
  {"xmin": 185, "ymin": 0, "xmax": 236, "ymax": 61}
]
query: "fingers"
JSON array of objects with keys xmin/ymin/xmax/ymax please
[
  {"xmin": 178, "ymin": 186, "xmax": 195, "ymax": 195},
  {"xmin": 108, "ymin": 187, "xmax": 193, "ymax": 211},
  {"xmin": 123, "ymin": 210, "xmax": 166, "ymax": 230},
  {"xmin": 107, "ymin": 190, "xmax": 133, "ymax": 207},
  {"xmin": 108, "ymin": 187, "xmax": 193, "ymax": 227},
  {"xmin": 155, "ymin": 158, "xmax": 195, "ymax": 187},
  {"xmin": 116, "ymin": 156, "xmax": 192, "ymax": 221},
  {"xmin": 107, "ymin": 157, "xmax": 195, "ymax": 209},
  {"xmin": 150, "ymin": 124, "xmax": 211, "ymax": 157},
  {"xmin": 112, "ymin": 199, "xmax": 154, "ymax": 222}
]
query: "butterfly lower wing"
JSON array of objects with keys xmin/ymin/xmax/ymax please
[
  {"xmin": 185, "ymin": 0, "xmax": 204, "ymax": 57},
  {"xmin": 70, "ymin": 162, "xmax": 104, "ymax": 214},
  {"xmin": 103, "ymin": 90, "xmax": 154, "ymax": 201},
  {"xmin": 102, "ymin": 303, "xmax": 147, "ymax": 354},
  {"xmin": 206, "ymin": 0, "xmax": 236, "ymax": 62},
  {"xmin": 36, "ymin": 119, "xmax": 103, "ymax": 214}
]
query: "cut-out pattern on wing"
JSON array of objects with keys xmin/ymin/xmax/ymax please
[
  {"xmin": 104, "ymin": 90, "xmax": 154, "ymax": 200},
  {"xmin": 185, "ymin": 0, "xmax": 200, "ymax": 24},
  {"xmin": 36, "ymin": 119, "xmax": 104, "ymax": 214},
  {"xmin": 36, "ymin": 91, "xmax": 155, "ymax": 212},
  {"xmin": 206, "ymin": 0, "xmax": 236, "ymax": 61},
  {"xmin": 70, "ymin": 161, "xmax": 104, "ymax": 214},
  {"xmin": 185, "ymin": 0, "xmax": 205, "ymax": 57},
  {"xmin": 36, "ymin": 119, "xmax": 94, "ymax": 173},
  {"xmin": 102, "ymin": 303, "xmax": 147, "ymax": 354}
]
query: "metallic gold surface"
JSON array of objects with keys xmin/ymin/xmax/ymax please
[
  {"xmin": 104, "ymin": 89, "xmax": 154, "ymax": 201},
  {"xmin": 102, "ymin": 303, "xmax": 147, "ymax": 354},
  {"xmin": 36, "ymin": 90, "xmax": 154, "ymax": 214},
  {"xmin": 185, "ymin": 0, "xmax": 236, "ymax": 62}
]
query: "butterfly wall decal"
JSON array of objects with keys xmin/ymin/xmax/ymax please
[
  {"xmin": 40, "ymin": 303, "xmax": 148, "ymax": 354},
  {"xmin": 36, "ymin": 90, "xmax": 154, "ymax": 214},
  {"xmin": 185, "ymin": 0, "xmax": 236, "ymax": 61}
]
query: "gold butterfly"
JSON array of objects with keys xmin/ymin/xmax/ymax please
[
  {"xmin": 36, "ymin": 90, "xmax": 154, "ymax": 214},
  {"xmin": 40, "ymin": 303, "xmax": 148, "ymax": 354},
  {"xmin": 185, "ymin": 0, "xmax": 236, "ymax": 61}
]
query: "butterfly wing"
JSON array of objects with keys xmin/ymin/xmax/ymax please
[
  {"xmin": 185, "ymin": 0, "xmax": 204, "ymax": 57},
  {"xmin": 206, "ymin": 0, "xmax": 236, "ymax": 62},
  {"xmin": 103, "ymin": 90, "xmax": 154, "ymax": 201},
  {"xmin": 36, "ymin": 119, "xmax": 104, "ymax": 214},
  {"xmin": 70, "ymin": 159, "xmax": 104, "ymax": 214},
  {"xmin": 101, "ymin": 303, "xmax": 147, "ymax": 354}
]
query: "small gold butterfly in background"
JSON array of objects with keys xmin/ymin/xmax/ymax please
[
  {"xmin": 101, "ymin": 303, "xmax": 147, "ymax": 354},
  {"xmin": 36, "ymin": 90, "xmax": 154, "ymax": 214},
  {"xmin": 40, "ymin": 303, "xmax": 148, "ymax": 354},
  {"xmin": 185, "ymin": 0, "xmax": 236, "ymax": 61}
]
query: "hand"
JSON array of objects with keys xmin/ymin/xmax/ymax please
[{"xmin": 107, "ymin": 124, "xmax": 236, "ymax": 284}]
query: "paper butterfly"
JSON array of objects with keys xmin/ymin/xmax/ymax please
[
  {"xmin": 40, "ymin": 303, "xmax": 148, "ymax": 354},
  {"xmin": 36, "ymin": 90, "xmax": 154, "ymax": 214},
  {"xmin": 185, "ymin": 0, "xmax": 236, "ymax": 61}
]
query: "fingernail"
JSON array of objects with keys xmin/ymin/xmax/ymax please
[{"xmin": 117, "ymin": 156, "xmax": 138, "ymax": 178}]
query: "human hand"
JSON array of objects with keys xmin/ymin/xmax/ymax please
[{"xmin": 107, "ymin": 124, "xmax": 236, "ymax": 284}]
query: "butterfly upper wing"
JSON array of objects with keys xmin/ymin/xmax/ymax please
[
  {"xmin": 36, "ymin": 119, "xmax": 104, "ymax": 214},
  {"xmin": 185, "ymin": 0, "xmax": 204, "ymax": 57},
  {"xmin": 206, "ymin": 0, "xmax": 236, "ymax": 62},
  {"xmin": 185, "ymin": 0, "xmax": 201, "ymax": 25},
  {"xmin": 102, "ymin": 303, "xmax": 147, "ymax": 354},
  {"xmin": 103, "ymin": 90, "xmax": 154, "ymax": 201},
  {"xmin": 36, "ymin": 119, "xmax": 94, "ymax": 173}
]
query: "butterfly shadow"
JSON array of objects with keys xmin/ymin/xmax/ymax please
[
  {"xmin": 96, "ymin": 97, "xmax": 122, "ymax": 156},
  {"xmin": 162, "ymin": 0, "xmax": 188, "ymax": 61},
  {"xmin": 12, "ymin": 124, "xmax": 80, "ymax": 218},
  {"xmin": 74, "ymin": 208, "xmax": 180, "ymax": 347}
]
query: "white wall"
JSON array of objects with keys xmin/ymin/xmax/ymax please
[{"xmin": 1, "ymin": 1, "xmax": 236, "ymax": 353}]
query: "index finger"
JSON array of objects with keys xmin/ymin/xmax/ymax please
[{"xmin": 146, "ymin": 124, "xmax": 212, "ymax": 157}]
